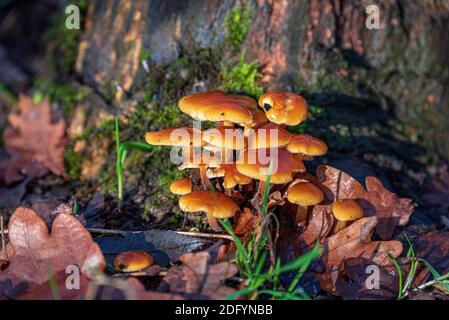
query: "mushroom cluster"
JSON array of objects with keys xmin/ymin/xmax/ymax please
[{"xmin": 145, "ymin": 91, "xmax": 364, "ymax": 232}]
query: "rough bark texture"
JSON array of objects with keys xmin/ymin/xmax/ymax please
[{"xmin": 76, "ymin": 0, "xmax": 449, "ymax": 161}]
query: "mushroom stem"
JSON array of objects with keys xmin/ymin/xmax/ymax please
[
  {"xmin": 251, "ymin": 181, "xmax": 267, "ymax": 216},
  {"xmin": 198, "ymin": 165, "xmax": 211, "ymax": 189},
  {"xmin": 294, "ymin": 205, "xmax": 308, "ymax": 227},
  {"xmin": 224, "ymin": 188, "xmax": 233, "ymax": 197},
  {"xmin": 206, "ymin": 213, "xmax": 223, "ymax": 231},
  {"xmin": 332, "ymin": 220, "xmax": 347, "ymax": 234},
  {"xmin": 243, "ymin": 126, "xmax": 252, "ymax": 137}
]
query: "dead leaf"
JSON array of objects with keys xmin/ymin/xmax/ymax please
[
  {"xmin": 233, "ymin": 208, "xmax": 259, "ymax": 235},
  {"xmin": 2, "ymin": 152, "xmax": 48, "ymax": 184},
  {"xmin": 362, "ymin": 177, "xmax": 415, "ymax": 240},
  {"xmin": 301, "ymin": 205, "xmax": 334, "ymax": 246},
  {"xmin": 0, "ymin": 207, "xmax": 105, "ymax": 298},
  {"xmin": 2, "ymin": 96, "xmax": 67, "ymax": 183},
  {"xmin": 315, "ymin": 166, "xmax": 414, "ymax": 240},
  {"xmin": 320, "ymin": 217, "xmax": 403, "ymax": 293},
  {"xmin": 160, "ymin": 251, "xmax": 238, "ymax": 299},
  {"xmin": 415, "ymin": 231, "xmax": 449, "ymax": 276},
  {"xmin": 316, "ymin": 165, "xmax": 366, "ymax": 203},
  {"xmin": 335, "ymin": 257, "xmax": 398, "ymax": 300},
  {"xmin": 32, "ymin": 200, "xmax": 73, "ymax": 225},
  {"xmin": 19, "ymin": 270, "xmax": 182, "ymax": 300}
]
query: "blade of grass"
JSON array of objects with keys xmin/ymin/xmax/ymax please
[
  {"xmin": 287, "ymin": 241, "xmax": 321, "ymax": 293},
  {"xmin": 115, "ymin": 118, "xmax": 123, "ymax": 202},
  {"xmin": 388, "ymin": 253, "xmax": 404, "ymax": 299}
]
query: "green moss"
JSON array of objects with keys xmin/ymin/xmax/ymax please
[
  {"xmin": 224, "ymin": 4, "xmax": 254, "ymax": 53},
  {"xmin": 140, "ymin": 48, "xmax": 152, "ymax": 62},
  {"xmin": 33, "ymin": 79, "xmax": 87, "ymax": 117},
  {"xmin": 64, "ymin": 148, "xmax": 84, "ymax": 180},
  {"xmin": 221, "ymin": 51, "xmax": 264, "ymax": 98},
  {"xmin": 45, "ymin": 0, "xmax": 88, "ymax": 74},
  {"xmin": 147, "ymin": 105, "xmax": 186, "ymax": 128}
]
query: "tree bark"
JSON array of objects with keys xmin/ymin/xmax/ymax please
[{"xmin": 76, "ymin": 0, "xmax": 449, "ymax": 161}]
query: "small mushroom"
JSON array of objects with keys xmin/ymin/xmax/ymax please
[
  {"xmin": 236, "ymin": 148, "xmax": 305, "ymax": 213},
  {"xmin": 114, "ymin": 251, "xmax": 153, "ymax": 273},
  {"xmin": 207, "ymin": 164, "xmax": 252, "ymax": 189},
  {"xmin": 258, "ymin": 92, "xmax": 308, "ymax": 126},
  {"xmin": 179, "ymin": 190, "xmax": 240, "ymax": 231},
  {"xmin": 286, "ymin": 182, "xmax": 324, "ymax": 227},
  {"xmin": 169, "ymin": 177, "xmax": 193, "ymax": 195},
  {"xmin": 286, "ymin": 134, "xmax": 328, "ymax": 157},
  {"xmin": 331, "ymin": 199, "xmax": 364, "ymax": 233},
  {"xmin": 178, "ymin": 147, "xmax": 223, "ymax": 188}
]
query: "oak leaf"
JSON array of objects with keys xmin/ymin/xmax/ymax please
[
  {"xmin": 2, "ymin": 96, "xmax": 67, "ymax": 183},
  {"xmin": 320, "ymin": 217, "xmax": 403, "ymax": 293},
  {"xmin": 335, "ymin": 257, "xmax": 398, "ymax": 300},
  {"xmin": 362, "ymin": 177, "xmax": 415, "ymax": 240},
  {"xmin": 0, "ymin": 207, "xmax": 105, "ymax": 298},
  {"xmin": 160, "ymin": 251, "xmax": 238, "ymax": 299}
]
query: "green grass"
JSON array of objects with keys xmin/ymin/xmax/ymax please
[
  {"xmin": 115, "ymin": 118, "xmax": 154, "ymax": 203},
  {"xmin": 388, "ymin": 235, "xmax": 449, "ymax": 299},
  {"xmin": 222, "ymin": 162, "xmax": 322, "ymax": 300}
]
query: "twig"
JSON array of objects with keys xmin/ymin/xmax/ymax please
[
  {"xmin": 414, "ymin": 273, "xmax": 449, "ymax": 291},
  {"xmin": 86, "ymin": 228, "xmax": 131, "ymax": 236},
  {"xmin": 86, "ymin": 227, "xmax": 234, "ymax": 241},
  {"xmin": 175, "ymin": 231, "xmax": 234, "ymax": 241}
]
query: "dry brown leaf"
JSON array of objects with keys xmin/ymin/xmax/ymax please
[
  {"xmin": 316, "ymin": 165, "xmax": 366, "ymax": 203},
  {"xmin": 362, "ymin": 177, "xmax": 415, "ymax": 240},
  {"xmin": 233, "ymin": 208, "xmax": 259, "ymax": 235},
  {"xmin": 335, "ymin": 257, "xmax": 398, "ymax": 300},
  {"xmin": 2, "ymin": 96, "xmax": 67, "ymax": 183},
  {"xmin": 320, "ymin": 217, "xmax": 403, "ymax": 293},
  {"xmin": 2, "ymin": 152, "xmax": 48, "ymax": 184},
  {"xmin": 315, "ymin": 165, "xmax": 414, "ymax": 239},
  {"xmin": 19, "ymin": 271, "xmax": 182, "ymax": 300},
  {"xmin": 0, "ymin": 207, "xmax": 105, "ymax": 298},
  {"xmin": 415, "ymin": 231, "xmax": 449, "ymax": 276},
  {"xmin": 160, "ymin": 251, "xmax": 238, "ymax": 300},
  {"xmin": 301, "ymin": 205, "xmax": 334, "ymax": 246}
]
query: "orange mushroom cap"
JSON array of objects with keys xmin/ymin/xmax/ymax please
[
  {"xmin": 145, "ymin": 127, "xmax": 204, "ymax": 147},
  {"xmin": 178, "ymin": 146, "xmax": 223, "ymax": 169},
  {"xmin": 179, "ymin": 190, "xmax": 240, "ymax": 218},
  {"xmin": 203, "ymin": 126, "xmax": 245, "ymax": 150},
  {"xmin": 247, "ymin": 122, "xmax": 293, "ymax": 150},
  {"xmin": 169, "ymin": 177, "xmax": 193, "ymax": 195},
  {"xmin": 207, "ymin": 164, "xmax": 252, "ymax": 189},
  {"xmin": 287, "ymin": 182, "xmax": 324, "ymax": 206},
  {"xmin": 236, "ymin": 148, "xmax": 305, "ymax": 184},
  {"xmin": 114, "ymin": 251, "xmax": 153, "ymax": 272},
  {"xmin": 258, "ymin": 92, "xmax": 308, "ymax": 126},
  {"xmin": 287, "ymin": 134, "xmax": 328, "ymax": 156},
  {"xmin": 179, "ymin": 91, "xmax": 267, "ymax": 128},
  {"xmin": 332, "ymin": 199, "xmax": 364, "ymax": 221}
]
